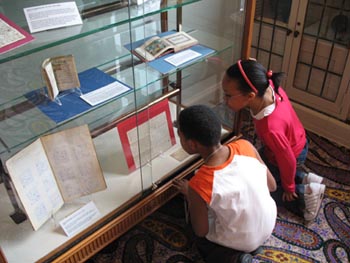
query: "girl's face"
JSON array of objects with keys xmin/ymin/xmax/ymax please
[{"xmin": 222, "ymin": 74, "xmax": 252, "ymax": 112}]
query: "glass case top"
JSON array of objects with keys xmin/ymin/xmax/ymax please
[{"xmin": 0, "ymin": 0, "xmax": 200, "ymax": 63}]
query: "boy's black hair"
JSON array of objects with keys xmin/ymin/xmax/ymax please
[{"xmin": 178, "ymin": 105, "xmax": 221, "ymax": 147}]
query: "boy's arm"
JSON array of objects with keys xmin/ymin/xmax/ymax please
[
  {"xmin": 173, "ymin": 179, "xmax": 209, "ymax": 237},
  {"xmin": 187, "ymin": 186, "xmax": 209, "ymax": 237},
  {"xmin": 256, "ymin": 151, "xmax": 277, "ymax": 192}
]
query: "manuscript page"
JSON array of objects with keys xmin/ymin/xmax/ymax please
[
  {"xmin": 6, "ymin": 139, "xmax": 64, "ymax": 231},
  {"xmin": 40, "ymin": 125, "xmax": 106, "ymax": 201}
]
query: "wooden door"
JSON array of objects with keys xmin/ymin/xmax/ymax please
[
  {"xmin": 285, "ymin": 0, "xmax": 350, "ymax": 120},
  {"xmin": 251, "ymin": 0, "xmax": 298, "ymax": 72},
  {"xmin": 252, "ymin": 0, "xmax": 350, "ymax": 120}
]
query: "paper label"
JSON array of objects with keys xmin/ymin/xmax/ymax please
[
  {"xmin": 59, "ymin": 201, "xmax": 100, "ymax": 237},
  {"xmin": 24, "ymin": 2, "xmax": 83, "ymax": 33}
]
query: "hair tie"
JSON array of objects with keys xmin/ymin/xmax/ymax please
[
  {"xmin": 267, "ymin": 70, "xmax": 273, "ymax": 79},
  {"xmin": 237, "ymin": 60, "xmax": 258, "ymax": 93}
]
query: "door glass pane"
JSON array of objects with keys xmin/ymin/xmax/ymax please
[
  {"xmin": 305, "ymin": 2, "xmax": 350, "ymax": 46},
  {"xmin": 252, "ymin": 0, "xmax": 292, "ymax": 71},
  {"xmin": 294, "ymin": 0, "xmax": 349, "ymax": 102},
  {"xmin": 255, "ymin": 0, "xmax": 292, "ymax": 24}
]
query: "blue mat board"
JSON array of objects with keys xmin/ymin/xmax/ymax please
[
  {"xmin": 124, "ymin": 31, "xmax": 175, "ymax": 51},
  {"xmin": 148, "ymin": 45, "xmax": 215, "ymax": 74},
  {"xmin": 25, "ymin": 68, "xmax": 132, "ymax": 124},
  {"xmin": 124, "ymin": 31, "xmax": 216, "ymax": 74}
]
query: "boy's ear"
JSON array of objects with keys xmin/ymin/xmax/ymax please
[{"xmin": 188, "ymin": 139, "xmax": 198, "ymax": 152}]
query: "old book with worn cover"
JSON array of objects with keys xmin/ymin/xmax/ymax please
[
  {"xmin": 41, "ymin": 55, "xmax": 81, "ymax": 100},
  {"xmin": 5, "ymin": 124, "xmax": 106, "ymax": 231},
  {"xmin": 133, "ymin": 31, "xmax": 198, "ymax": 62}
]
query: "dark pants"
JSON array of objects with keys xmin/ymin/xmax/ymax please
[
  {"xmin": 195, "ymin": 237, "xmax": 245, "ymax": 263},
  {"xmin": 259, "ymin": 140, "xmax": 309, "ymax": 217}
]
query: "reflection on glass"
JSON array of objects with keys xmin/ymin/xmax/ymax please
[
  {"xmin": 304, "ymin": 1, "xmax": 350, "ymax": 47},
  {"xmin": 255, "ymin": 0, "xmax": 292, "ymax": 24}
]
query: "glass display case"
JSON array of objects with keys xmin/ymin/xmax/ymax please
[{"xmin": 0, "ymin": 0, "xmax": 251, "ymax": 262}]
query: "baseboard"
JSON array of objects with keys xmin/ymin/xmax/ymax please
[{"xmin": 292, "ymin": 102, "xmax": 350, "ymax": 149}]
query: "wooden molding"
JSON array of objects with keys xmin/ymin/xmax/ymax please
[
  {"xmin": 293, "ymin": 102, "xmax": 350, "ymax": 149},
  {"xmin": 0, "ymin": 247, "xmax": 8, "ymax": 263},
  {"xmin": 242, "ymin": 0, "xmax": 256, "ymax": 59}
]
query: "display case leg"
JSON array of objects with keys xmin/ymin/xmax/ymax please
[{"xmin": 0, "ymin": 161, "xmax": 27, "ymax": 224}]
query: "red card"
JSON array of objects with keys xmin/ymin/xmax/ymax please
[
  {"xmin": 0, "ymin": 13, "xmax": 34, "ymax": 54},
  {"xmin": 117, "ymin": 99, "xmax": 176, "ymax": 172}
]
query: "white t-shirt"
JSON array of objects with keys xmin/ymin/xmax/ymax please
[{"xmin": 189, "ymin": 140, "xmax": 277, "ymax": 252}]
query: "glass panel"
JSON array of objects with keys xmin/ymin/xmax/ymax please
[
  {"xmin": 0, "ymin": 25, "xmax": 234, "ymax": 157},
  {"xmin": 304, "ymin": 1, "xmax": 350, "ymax": 47},
  {"xmin": 0, "ymin": 0, "xmax": 244, "ymax": 262},
  {"xmin": 255, "ymin": 0, "xmax": 292, "ymax": 25},
  {"xmin": 293, "ymin": 0, "xmax": 349, "ymax": 103},
  {"xmin": 294, "ymin": 63, "xmax": 310, "ymax": 91},
  {"xmin": 0, "ymin": 0, "xmax": 201, "ymax": 63},
  {"xmin": 252, "ymin": 0, "xmax": 291, "ymax": 71},
  {"xmin": 256, "ymin": 50, "xmax": 276, "ymax": 69},
  {"xmin": 299, "ymin": 36, "xmax": 317, "ymax": 65},
  {"xmin": 309, "ymin": 68, "xmax": 325, "ymax": 95},
  {"xmin": 180, "ymin": 0, "xmax": 245, "ymax": 129},
  {"xmin": 252, "ymin": 23, "xmax": 286, "ymax": 55},
  {"xmin": 270, "ymin": 53, "xmax": 283, "ymax": 70},
  {"xmin": 134, "ymin": 0, "xmax": 245, "ymax": 191},
  {"xmin": 323, "ymin": 73, "xmax": 341, "ymax": 100}
]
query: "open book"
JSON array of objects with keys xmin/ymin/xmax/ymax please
[
  {"xmin": 133, "ymin": 31, "xmax": 198, "ymax": 62},
  {"xmin": 5, "ymin": 125, "xmax": 106, "ymax": 231},
  {"xmin": 41, "ymin": 55, "xmax": 81, "ymax": 100}
]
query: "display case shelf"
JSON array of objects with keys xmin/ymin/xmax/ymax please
[{"xmin": 0, "ymin": 0, "xmax": 201, "ymax": 63}]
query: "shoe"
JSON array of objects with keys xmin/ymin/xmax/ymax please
[
  {"xmin": 304, "ymin": 182, "xmax": 325, "ymax": 221},
  {"xmin": 251, "ymin": 246, "xmax": 263, "ymax": 256},
  {"xmin": 302, "ymin": 172, "xmax": 323, "ymax": 184},
  {"xmin": 238, "ymin": 253, "xmax": 252, "ymax": 263}
]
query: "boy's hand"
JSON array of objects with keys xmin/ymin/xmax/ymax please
[
  {"xmin": 173, "ymin": 179, "xmax": 189, "ymax": 197},
  {"xmin": 282, "ymin": 191, "xmax": 298, "ymax": 202}
]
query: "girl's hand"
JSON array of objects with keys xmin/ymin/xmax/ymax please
[
  {"xmin": 173, "ymin": 179, "xmax": 189, "ymax": 197},
  {"xmin": 282, "ymin": 191, "xmax": 298, "ymax": 202}
]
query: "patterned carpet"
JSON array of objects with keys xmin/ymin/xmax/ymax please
[{"xmin": 87, "ymin": 130, "xmax": 350, "ymax": 263}]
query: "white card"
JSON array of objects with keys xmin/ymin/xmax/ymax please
[
  {"xmin": 59, "ymin": 201, "xmax": 101, "ymax": 237},
  {"xmin": 24, "ymin": 2, "xmax": 83, "ymax": 33},
  {"xmin": 164, "ymin": 49, "xmax": 201, "ymax": 67},
  {"xmin": 80, "ymin": 81, "xmax": 131, "ymax": 106}
]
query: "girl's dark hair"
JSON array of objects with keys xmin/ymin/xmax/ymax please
[
  {"xmin": 178, "ymin": 105, "xmax": 221, "ymax": 147},
  {"xmin": 226, "ymin": 59, "xmax": 285, "ymax": 98}
]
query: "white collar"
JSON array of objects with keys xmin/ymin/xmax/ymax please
[{"xmin": 250, "ymin": 86, "xmax": 276, "ymax": 120}]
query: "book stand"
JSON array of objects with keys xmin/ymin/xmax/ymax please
[
  {"xmin": 42, "ymin": 86, "xmax": 83, "ymax": 106},
  {"xmin": 0, "ymin": 162, "xmax": 27, "ymax": 224}
]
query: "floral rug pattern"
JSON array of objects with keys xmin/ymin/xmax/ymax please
[{"xmin": 87, "ymin": 130, "xmax": 350, "ymax": 263}]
